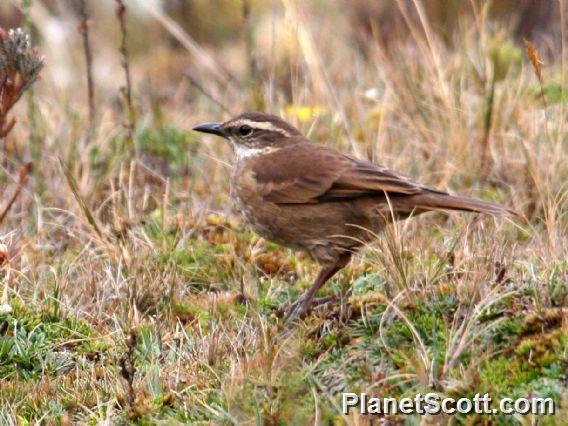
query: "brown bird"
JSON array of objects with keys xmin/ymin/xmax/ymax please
[{"xmin": 193, "ymin": 113, "xmax": 516, "ymax": 320}]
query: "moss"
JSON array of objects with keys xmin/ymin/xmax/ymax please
[
  {"xmin": 514, "ymin": 329, "xmax": 566, "ymax": 370},
  {"xmin": 172, "ymin": 303, "xmax": 210, "ymax": 325},
  {"xmin": 137, "ymin": 126, "xmax": 197, "ymax": 176},
  {"xmin": 257, "ymin": 295, "xmax": 282, "ymax": 312},
  {"xmin": 480, "ymin": 357, "xmax": 540, "ymax": 392},
  {"xmin": 156, "ymin": 245, "xmax": 234, "ymax": 290},
  {"xmin": 0, "ymin": 302, "xmax": 101, "ymax": 379},
  {"xmin": 299, "ymin": 340, "xmax": 319, "ymax": 361}
]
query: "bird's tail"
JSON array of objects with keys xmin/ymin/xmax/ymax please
[{"xmin": 406, "ymin": 191, "xmax": 518, "ymax": 217}]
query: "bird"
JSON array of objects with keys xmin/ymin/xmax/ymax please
[{"xmin": 193, "ymin": 112, "xmax": 516, "ymax": 320}]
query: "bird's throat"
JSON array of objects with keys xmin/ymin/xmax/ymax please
[{"xmin": 233, "ymin": 144, "xmax": 279, "ymax": 160}]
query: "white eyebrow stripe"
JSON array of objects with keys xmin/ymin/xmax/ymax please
[{"xmin": 229, "ymin": 119, "xmax": 292, "ymax": 137}]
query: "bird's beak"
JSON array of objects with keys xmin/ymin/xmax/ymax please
[{"xmin": 192, "ymin": 122, "xmax": 227, "ymax": 138}]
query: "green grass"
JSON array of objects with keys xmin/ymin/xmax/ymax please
[{"xmin": 0, "ymin": 1, "xmax": 567, "ymax": 424}]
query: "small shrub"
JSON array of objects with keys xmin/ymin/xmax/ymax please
[{"xmin": 0, "ymin": 28, "xmax": 44, "ymax": 138}]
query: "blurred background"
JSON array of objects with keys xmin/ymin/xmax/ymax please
[
  {"xmin": 1, "ymin": 1, "xmax": 564, "ymax": 93},
  {"xmin": 0, "ymin": 0, "xmax": 564, "ymax": 115},
  {"xmin": 0, "ymin": 1, "xmax": 566, "ymax": 423},
  {"xmin": 0, "ymin": 0, "xmax": 565, "ymax": 197}
]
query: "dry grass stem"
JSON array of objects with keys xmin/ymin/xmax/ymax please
[
  {"xmin": 0, "ymin": 161, "xmax": 32, "ymax": 225},
  {"xmin": 78, "ymin": 0, "xmax": 95, "ymax": 132},
  {"xmin": 115, "ymin": 0, "xmax": 135, "ymax": 146},
  {"xmin": 0, "ymin": 2, "xmax": 565, "ymax": 423}
]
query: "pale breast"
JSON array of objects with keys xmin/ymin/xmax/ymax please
[{"xmin": 230, "ymin": 165, "xmax": 280, "ymax": 240}]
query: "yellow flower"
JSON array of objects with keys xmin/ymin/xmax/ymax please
[{"xmin": 283, "ymin": 105, "xmax": 325, "ymax": 123}]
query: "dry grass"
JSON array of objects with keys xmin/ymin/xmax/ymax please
[{"xmin": 0, "ymin": 1, "xmax": 566, "ymax": 424}]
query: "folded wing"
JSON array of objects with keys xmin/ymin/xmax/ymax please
[{"xmin": 252, "ymin": 144, "xmax": 424, "ymax": 204}]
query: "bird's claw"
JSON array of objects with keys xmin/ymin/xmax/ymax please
[{"xmin": 277, "ymin": 295, "xmax": 334, "ymax": 321}]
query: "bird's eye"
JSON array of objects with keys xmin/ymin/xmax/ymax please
[{"xmin": 238, "ymin": 125, "xmax": 253, "ymax": 137}]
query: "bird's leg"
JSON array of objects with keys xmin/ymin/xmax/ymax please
[
  {"xmin": 283, "ymin": 266, "xmax": 342, "ymax": 320},
  {"xmin": 282, "ymin": 254, "xmax": 351, "ymax": 321}
]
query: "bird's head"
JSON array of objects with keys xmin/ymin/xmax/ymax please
[{"xmin": 193, "ymin": 112, "xmax": 305, "ymax": 159}]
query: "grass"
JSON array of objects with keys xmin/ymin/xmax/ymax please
[{"xmin": 0, "ymin": 1, "xmax": 566, "ymax": 424}]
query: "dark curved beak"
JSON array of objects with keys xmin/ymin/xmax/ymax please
[{"xmin": 192, "ymin": 122, "xmax": 226, "ymax": 138}]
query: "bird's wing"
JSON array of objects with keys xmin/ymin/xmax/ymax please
[
  {"xmin": 324, "ymin": 155, "xmax": 423, "ymax": 199},
  {"xmin": 251, "ymin": 144, "xmax": 424, "ymax": 204}
]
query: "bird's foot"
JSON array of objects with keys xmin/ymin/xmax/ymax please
[{"xmin": 277, "ymin": 295, "xmax": 333, "ymax": 321}]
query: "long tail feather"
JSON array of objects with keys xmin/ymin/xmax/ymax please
[{"xmin": 409, "ymin": 191, "xmax": 518, "ymax": 216}]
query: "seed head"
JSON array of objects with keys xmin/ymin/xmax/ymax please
[{"xmin": 0, "ymin": 27, "xmax": 45, "ymax": 91}]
